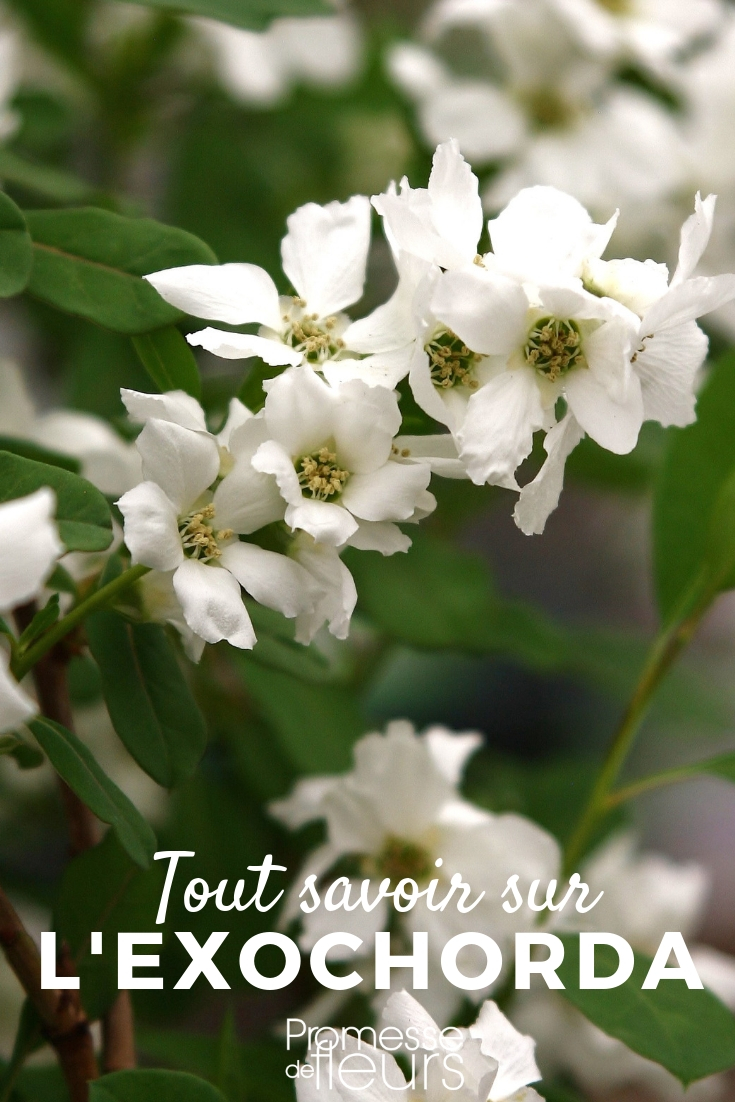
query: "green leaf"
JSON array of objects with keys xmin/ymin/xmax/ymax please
[
  {"xmin": 55, "ymin": 832, "xmax": 166, "ymax": 1020},
  {"xmin": 215, "ymin": 1010, "xmax": 246, "ymax": 1102},
  {"xmin": 0, "ymin": 450, "xmax": 112, "ymax": 552},
  {"xmin": 0, "ymin": 435, "xmax": 80, "ymax": 473},
  {"xmin": 238, "ymin": 658, "xmax": 365, "ymax": 772},
  {"xmin": 25, "ymin": 208, "xmax": 216, "ymax": 334},
  {"xmin": 0, "ymin": 192, "xmax": 32, "ymax": 298},
  {"xmin": 0, "ymin": 733, "xmax": 45, "ymax": 770},
  {"xmin": 28, "ymin": 717, "xmax": 156, "ymax": 868},
  {"xmin": 4, "ymin": 0, "xmax": 93, "ymax": 73},
  {"xmin": 557, "ymin": 934, "xmax": 735, "ymax": 1085},
  {"xmin": 132, "ymin": 326, "xmax": 202, "ymax": 400},
  {"xmin": 246, "ymin": 602, "xmax": 335, "ymax": 683},
  {"xmin": 18, "ymin": 594, "xmax": 60, "ymax": 650},
  {"xmin": 0, "ymin": 148, "xmax": 99, "ymax": 205},
  {"xmin": 90, "ymin": 1070, "xmax": 229, "ymax": 1102},
  {"xmin": 124, "ymin": 0, "xmax": 330, "ymax": 32},
  {"xmin": 86, "ymin": 611, "xmax": 207, "ymax": 789},
  {"xmin": 653, "ymin": 352, "xmax": 735, "ymax": 621}
]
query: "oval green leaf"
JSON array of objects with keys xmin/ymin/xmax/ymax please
[
  {"xmin": 0, "ymin": 191, "xmax": 32, "ymax": 298},
  {"xmin": 0, "ymin": 450, "xmax": 112, "ymax": 552},
  {"xmin": 90, "ymin": 1070, "xmax": 228, "ymax": 1102},
  {"xmin": 26, "ymin": 208, "xmax": 217, "ymax": 334},
  {"xmin": 28, "ymin": 717, "xmax": 156, "ymax": 868},
  {"xmin": 132, "ymin": 326, "xmax": 202, "ymax": 400}
]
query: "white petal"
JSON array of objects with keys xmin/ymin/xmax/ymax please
[
  {"xmin": 331, "ymin": 380, "xmax": 401, "ymax": 473},
  {"xmin": 173, "ymin": 558, "xmax": 256, "ymax": 649},
  {"xmin": 423, "ymin": 727, "xmax": 483, "ymax": 785},
  {"xmin": 635, "ymin": 321, "xmax": 707, "ymax": 428},
  {"xmin": 671, "ymin": 193, "xmax": 717, "ymax": 288},
  {"xmin": 187, "ymin": 328, "xmax": 302, "ymax": 366},
  {"xmin": 346, "ymin": 522, "xmax": 411, "ymax": 554},
  {"xmin": 0, "ymin": 651, "xmax": 36, "ymax": 734},
  {"xmin": 117, "ymin": 481, "xmax": 183, "ymax": 572},
  {"xmin": 582, "ymin": 315, "xmax": 638, "ymax": 406},
  {"xmin": 342, "ymin": 253, "xmax": 432, "ymax": 354},
  {"xmin": 285, "ymin": 498, "xmax": 359, "ymax": 545},
  {"xmin": 136, "ymin": 419, "xmax": 220, "ymax": 513},
  {"xmin": 217, "ymin": 398, "xmax": 253, "ymax": 449},
  {"xmin": 489, "ymin": 186, "xmax": 615, "ymax": 283},
  {"xmin": 0, "ymin": 489, "xmax": 63, "ymax": 610},
  {"xmin": 386, "ymin": 40, "xmax": 449, "ymax": 99},
  {"xmin": 144, "ymin": 263, "xmax": 282, "ymax": 328},
  {"xmin": 565, "ymin": 368, "xmax": 643, "ymax": 455},
  {"xmin": 383, "ymin": 990, "xmax": 441, "ymax": 1038},
  {"xmin": 514, "ymin": 414, "xmax": 585, "ymax": 536},
  {"xmin": 138, "ymin": 569, "xmax": 205, "ymax": 663},
  {"xmin": 408, "ymin": 346, "xmax": 455, "ymax": 429},
  {"xmin": 281, "ymin": 195, "xmax": 372, "ymax": 318},
  {"xmin": 341, "ymin": 461, "xmax": 431, "ymax": 522},
  {"xmin": 292, "ymin": 538, "xmax": 358, "ymax": 643},
  {"xmin": 394, "ymin": 434, "xmax": 467, "ymax": 479},
  {"xmin": 457, "ymin": 369, "xmax": 545, "ymax": 488},
  {"xmin": 322, "ymin": 347, "xmax": 414, "ymax": 390},
  {"xmin": 121, "ymin": 389, "xmax": 207, "ymax": 431},
  {"xmin": 220, "ymin": 541, "xmax": 318, "ymax": 619},
  {"xmin": 641, "ymin": 275, "xmax": 735, "ymax": 334},
  {"xmin": 213, "ymin": 454, "xmax": 285, "ymax": 534},
  {"xmin": 431, "ymin": 266, "xmax": 528, "ymax": 356},
  {"xmin": 427, "ymin": 138, "xmax": 484, "ymax": 264},
  {"xmin": 251, "ymin": 439, "xmax": 303, "ymax": 507},
  {"xmin": 470, "ymin": 1001, "xmax": 541, "ymax": 1100},
  {"xmin": 260, "ymin": 366, "xmax": 336, "ymax": 457}
]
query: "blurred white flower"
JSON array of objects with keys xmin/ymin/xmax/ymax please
[
  {"xmin": 513, "ymin": 833, "xmax": 735, "ymax": 1102},
  {"xmin": 0, "ymin": 360, "xmax": 141, "ymax": 496},
  {"xmin": 0, "ymin": 29, "xmax": 20, "ymax": 142},
  {"xmin": 270, "ymin": 720, "xmax": 560, "ymax": 1023},
  {"xmin": 297, "ymin": 990, "xmax": 543, "ymax": 1102},
  {"xmin": 195, "ymin": 14, "xmax": 362, "ymax": 107},
  {"xmin": 387, "ymin": 0, "xmax": 687, "ymax": 214},
  {"xmin": 117, "ymin": 389, "xmax": 320, "ymax": 652},
  {"xmin": 0, "ymin": 489, "xmax": 62, "ymax": 733},
  {"xmin": 251, "ymin": 366, "xmax": 435, "ymax": 554}
]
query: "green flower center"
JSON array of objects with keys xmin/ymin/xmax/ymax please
[
  {"xmin": 178, "ymin": 504, "xmax": 233, "ymax": 562},
  {"xmin": 285, "ymin": 299, "xmax": 346, "ymax": 363},
  {"xmin": 368, "ymin": 836, "xmax": 435, "ymax": 884},
  {"xmin": 426, "ymin": 328, "xmax": 480, "ymax": 391},
  {"xmin": 596, "ymin": 0, "xmax": 631, "ymax": 13},
  {"xmin": 297, "ymin": 447, "xmax": 350, "ymax": 501},
  {"xmin": 518, "ymin": 88, "xmax": 577, "ymax": 131},
  {"xmin": 525, "ymin": 317, "xmax": 585, "ymax": 382}
]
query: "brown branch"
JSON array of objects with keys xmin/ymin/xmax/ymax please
[
  {"xmin": 0, "ymin": 884, "xmax": 98, "ymax": 1102},
  {"xmin": 102, "ymin": 993, "xmax": 136, "ymax": 1071}
]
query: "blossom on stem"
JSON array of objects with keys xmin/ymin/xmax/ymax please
[
  {"xmin": 0, "ymin": 490, "xmax": 63, "ymax": 733},
  {"xmin": 251, "ymin": 366, "xmax": 436, "ymax": 554},
  {"xmin": 144, "ymin": 198, "xmax": 413, "ymax": 390},
  {"xmin": 117, "ymin": 389, "xmax": 320, "ymax": 652},
  {"xmin": 373, "ymin": 141, "xmax": 735, "ymax": 534}
]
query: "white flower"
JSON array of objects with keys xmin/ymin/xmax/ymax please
[
  {"xmin": 270, "ymin": 720, "xmax": 560, "ymax": 1023},
  {"xmin": 297, "ymin": 991, "xmax": 542, "ymax": 1102},
  {"xmin": 0, "ymin": 360, "xmax": 141, "ymax": 496},
  {"xmin": 144, "ymin": 198, "xmax": 410, "ymax": 390},
  {"xmin": 512, "ymin": 834, "xmax": 733, "ymax": 1102},
  {"xmin": 0, "ymin": 489, "xmax": 63, "ymax": 733},
  {"xmin": 387, "ymin": 0, "xmax": 687, "ymax": 215},
  {"xmin": 251, "ymin": 366, "xmax": 436, "ymax": 554},
  {"xmin": 374, "ymin": 143, "xmax": 735, "ymax": 534},
  {"xmin": 0, "ymin": 30, "xmax": 20, "ymax": 142},
  {"xmin": 117, "ymin": 389, "xmax": 321, "ymax": 652},
  {"xmin": 194, "ymin": 14, "xmax": 362, "ymax": 106},
  {"xmin": 289, "ymin": 533, "xmax": 357, "ymax": 645}
]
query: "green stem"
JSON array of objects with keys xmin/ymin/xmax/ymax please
[
  {"xmin": 12, "ymin": 564, "xmax": 149, "ymax": 682},
  {"xmin": 605, "ymin": 763, "xmax": 706, "ymax": 809},
  {"xmin": 563, "ymin": 581, "xmax": 712, "ymax": 875}
]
